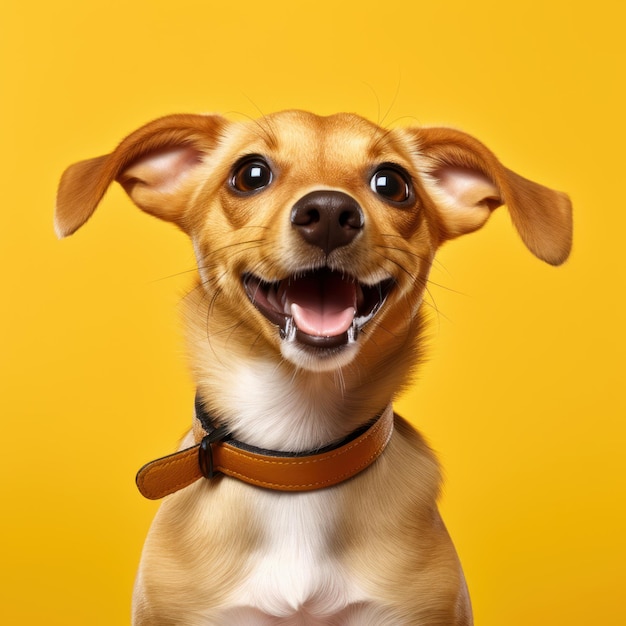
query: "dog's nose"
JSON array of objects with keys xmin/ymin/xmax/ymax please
[{"xmin": 290, "ymin": 191, "xmax": 364, "ymax": 255}]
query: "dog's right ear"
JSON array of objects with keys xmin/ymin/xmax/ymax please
[{"xmin": 54, "ymin": 114, "xmax": 227, "ymax": 238}]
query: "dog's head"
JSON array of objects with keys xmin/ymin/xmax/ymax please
[{"xmin": 56, "ymin": 111, "xmax": 572, "ymax": 373}]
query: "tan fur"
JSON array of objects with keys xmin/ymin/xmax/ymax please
[{"xmin": 56, "ymin": 110, "xmax": 572, "ymax": 625}]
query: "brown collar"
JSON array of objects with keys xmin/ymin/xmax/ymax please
[{"xmin": 136, "ymin": 403, "xmax": 394, "ymax": 499}]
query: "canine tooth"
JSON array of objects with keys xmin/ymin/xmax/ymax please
[
  {"xmin": 284, "ymin": 316, "xmax": 297, "ymax": 342},
  {"xmin": 348, "ymin": 320, "xmax": 358, "ymax": 343}
]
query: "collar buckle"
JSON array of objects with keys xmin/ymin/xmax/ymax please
[{"xmin": 198, "ymin": 425, "xmax": 230, "ymax": 479}]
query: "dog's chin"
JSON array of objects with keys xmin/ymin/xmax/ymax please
[
  {"xmin": 242, "ymin": 268, "xmax": 393, "ymax": 372},
  {"xmin": 280, "ymin": 338, "xmax": 362, "ymax": 372}
]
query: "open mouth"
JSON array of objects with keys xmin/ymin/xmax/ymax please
[{"xmin": 242, "ymin": 268, "xmax": 393, "ymax": 349}]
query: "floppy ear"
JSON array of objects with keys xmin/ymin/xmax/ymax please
[
  {"xmin": 54, "ymin": 113, "xmax": 227, "ymax": 238},
  {"xmin": 406, "ymin": 127, "xmax": 573, "ymax": 265}
]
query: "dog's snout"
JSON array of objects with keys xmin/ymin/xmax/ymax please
[{"xmin": 290, "ymin": 191, "xmax": 364, "ymax": 255}]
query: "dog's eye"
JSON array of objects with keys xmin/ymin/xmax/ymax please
[
  {"xmin": 370, "ymin": 167, "xmax": 411, "ymax": 203},
  {"xmin": 231, "ymin": 158, "xmax": 273, "ymax": 193}
]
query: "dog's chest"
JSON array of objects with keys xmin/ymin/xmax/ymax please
[{"xmin": 219, "ymin": 490, "xmax": 365, "ymax": 621}]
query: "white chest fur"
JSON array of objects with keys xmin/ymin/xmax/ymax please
[{"xmin": 218, "ymin": 489, "xmax": 364, "ymax": 621}]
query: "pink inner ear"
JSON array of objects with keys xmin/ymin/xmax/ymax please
[
  {"xmin": 119, "ymin": 146, "xmax": 203, "ymax": 193},
  {"xmin": 434, "ymin": 166, "xmax": 502, "ymax": 209}
]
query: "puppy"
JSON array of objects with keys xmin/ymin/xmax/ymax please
[{"xmin": 55, "ymin": 110, "xmax": 572, "ymax": 625}]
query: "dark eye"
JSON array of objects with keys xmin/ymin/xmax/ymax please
[
  {"xmin": 370, "ymin": 167, "xmax": 411, "ymax": 203},
  {"xmin": 231, "ymin": 157, "xmax": 273, "ymax": 193}
]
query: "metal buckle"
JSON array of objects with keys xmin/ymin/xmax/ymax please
[{"xmin": 198, "ymin": 425, "xmax": 230, "ymax": 479}]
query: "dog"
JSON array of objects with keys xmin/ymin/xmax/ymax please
[{"xmin": 55, "ymin": 110, "xmax": 572, "ymax": 625}]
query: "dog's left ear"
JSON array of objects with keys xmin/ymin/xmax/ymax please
[
  {"xmin": 55, "ymin": 113, "xmax": 227, "ymax": 238},
  {"xmin": 405, "ymin": 127, "xmax": 573, "ymax": 265}
]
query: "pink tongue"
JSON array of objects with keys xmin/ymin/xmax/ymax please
[{"xmin": 285, "ymin": 273, "xmax": 357, "ymax": 337}]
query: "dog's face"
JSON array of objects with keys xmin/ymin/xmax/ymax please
[
  {"xmin": 179, "ymin": 111, "xmax": 437, "ymax": 371},
  {"xmin": 55, "ymin": 110, "xmax": 572, "ymax": 374}
]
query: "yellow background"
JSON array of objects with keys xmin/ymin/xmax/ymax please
[{"xmin": 1, "ymin": 1, "xmax": 624, "ymax": 624}]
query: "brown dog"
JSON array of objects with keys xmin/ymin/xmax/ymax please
[{"xmin": 56, "ymin": 111, "xmax": 572, "ymax": 625}]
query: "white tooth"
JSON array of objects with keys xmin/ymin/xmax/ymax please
[
  {"xmin": 285, "ymin": 316, "xmax": 297, "ymax": 342},
  {"xmin": 348, "ymin": 320, "xmax": 357, "ymax": 343}
]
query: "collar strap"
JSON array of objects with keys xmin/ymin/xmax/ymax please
[{"xmin": 136, "ymin": 403, "xmax": 394, "ymax": 500}]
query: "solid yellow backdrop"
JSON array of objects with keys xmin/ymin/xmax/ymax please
[{"xmin": 1, "ymin": 0, "xmax": 624, "ymax": 624}]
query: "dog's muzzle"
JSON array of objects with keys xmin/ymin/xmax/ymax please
[{"xmin": 242, "ymin": 190, "xmax": 393, "ymax": 349}]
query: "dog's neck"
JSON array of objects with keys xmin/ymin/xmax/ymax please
[
  {"xmin": 185, "ymin": 287, "xmax": 423, "ymax": 453},
  {"xmin": 194, "ymin": 356, "xmax": 378, "ymax": 452}
]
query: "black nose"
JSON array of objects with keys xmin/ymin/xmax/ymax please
[{"xmin": 290, "ymin": 191, "xmax": 364, "ymax": 255}]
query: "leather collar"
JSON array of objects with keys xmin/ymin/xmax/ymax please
[{"xmin": 136, "ymin": 399, "xmax": 394, "ymax": 499}]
